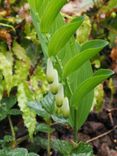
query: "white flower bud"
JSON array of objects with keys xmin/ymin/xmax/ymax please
[
  {"xmin": 49, "ymin": 69, "xmax": 59, "ymax": 94},
  {"xmin": 61, "ymin": 97, "xmax": 70, "ymax": 117},
  {"xmin": 55, "ymin": 84, "xmax": 64, "ymax": 107},
  {"xmin": 46, "ymin": 58, "xmax": 54, "ymax": 83}
]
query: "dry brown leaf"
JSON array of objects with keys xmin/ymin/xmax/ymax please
[
  {"xmin": 62, "ymin": 0, "xmax": 99, "ymax": 16},
  {"xmin": 0, "ymin": 30, "xmax": 12, "ymax": 49},
  {"xmin": 110, "ymin": 47, "xmax": 117, "ymax": 61}
]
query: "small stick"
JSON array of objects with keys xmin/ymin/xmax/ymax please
[
  {"xmin": 86, "ymin": 125, "xmax": 117, "ymax": 143},
  {"xmin": 108, "ymin": 112, "xmax": 114, "ymax": 126},
  {"xmin": 106, "ymin": 108, "xmax": 117, "ymax": 112}
]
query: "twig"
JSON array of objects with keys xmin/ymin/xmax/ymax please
[
  {"xmin": 86, "ymin": 125, "xmax": 117, "ymax": 143},
  {"xmin": 16, "ymin": 135, "xmax": 28, "ymax": 146},
  {"xmin": 108, "ymin": 112, "xmax": 114, "ymax": 126},
  {"xmin": 106, "ymin": 108, "xmax": 117, "ymax": 112},
  {"xmin": 105, "ymin": 108, "xmax": 117, "ymax": 126}
]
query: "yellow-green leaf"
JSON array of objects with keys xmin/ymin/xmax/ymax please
[
  {"xmin": 48, "ymin": 17, "xmax": 84, "ymax": 56},
  {"xmin": 72, "ymin": 69, "xmax": 114, "ymax": 109},
  {"xmin": 17, "ymin": 83, "xmax": 36, "ymax": 139},
  {"xmin": 28, "ymin": 0, "xmax": 43, "ymax": 15},
  {"xmin": 0, "ymin": 53, "xmax": 13, "ymax": 93},
  {"xmin": 40, "ymin": 0, "xmax": 67, "ymax": 32},
  {"xmin": 63, "ymin": 40, "xmax": 108, "ymax": 77}
]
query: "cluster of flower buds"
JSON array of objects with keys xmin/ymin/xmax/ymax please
[{"xmin": 46, "ymin": 58, "xmax": 70, "ymax": 117}]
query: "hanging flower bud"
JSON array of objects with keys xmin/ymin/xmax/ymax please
[
  {"xmin": 49, "ymin": 69, "xmax": 59, "ymax": 94},
  {"xmin": 55, "ymin": 105, "xmax": 62, "ymax": 115},
  {"xmin": 55, "ymin": 84, "xmax": 64, "ymax": 107},
  {"xmin": 46, "ymin": 58, "xmax": 54, "ymax": 83},
  {"xmin": 61, "ymin": 97, "xmax": 70, "ymax": 117}
]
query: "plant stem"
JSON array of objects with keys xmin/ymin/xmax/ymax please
[
  {"xmin": 8, "ymin": 116, "xmax": 16, "ymax": 147},
  {"xmin": 47, "ymin": 131, "xmax": 51, "ymax": 156},
  {"xmin": 55, "ymin": 56, "xmax": 63, "ymax": 71},
  {"xmin": 55, "ymin": 56, "xmax": 79, "ymax": 142},
  {"xmin": 55, "ymin": 56, "xmax": 73, "ymax": 96},
  {"xmin": 73, "ymin": 110, "xmax": 78, "ymax": 143},
  {"xmin": 55, "ymin": 56, "xmax": 78, "ymax": 142},
  {"xmin": 16, "ymin": 135, "xmax": 28, "ymax": 146},
  {"xmin": 65, "ymin": 77, "xmax": 73, "ymax": 95},
  {"xmin": 47, "ymin": 120, "xmax": 51, "ymax": 156}
]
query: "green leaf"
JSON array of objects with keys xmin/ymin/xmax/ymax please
[
  {"xmin": 52, "ymin": 139, "xmax": 73, "ymax": 155},
  {"xmin": 17, "ymin": 83, "xmax": 36, "ymax": 139},
  {"xmin": 0, "ymin": 96, "xmax": 17, "ymax": 121},
  {"xmin": 28, "ymin": 101, "xmax": 51, "ymax": 121},
  {"xmin": 71, "ymin": 142, "xmax": 93, "ymax": 156},
  {"xmin": 0, "ymin": 109, "xmax": 7, "ymax": 121},
  {"xmin": 4, "ymin": 135, "xmax": 13, "ymax": 143},
  {"xmin": 28, "ymin": 93, "xmax": 55, "ymax": 121},
  {"xmin": 29, "ymin": 65, "xmax": 48, "ymax": 100},
  {"xmin": 72, "ymin": 69, "xmax": 113, "ymax": 109},
  {"xmin": 92, "ymin": 84, "xmax": 104, "ymax": 112},
  {"xmin": 34, "ymin": 136, "xmax": 48, "ymax": 149},
  {"xmin": 76, "ymin": 15, "xmax": 91, "ymax": 44},
  {"xmin": 8, "ymin": 148, "xmax": 28, "ymax": 156},
  {"xmin": 51, "ymin": 115, "xmax": 68, "ymax": 125},
  {"xmin": 13, "ymin": 60, "xmax": 30, "ymax": 86},
  {"xmin": 70, "ymin": 69, "xmax": 113, "ymax": 130},
  {"xmin": 30, "ymin": 10, "xmax": 48, "ymax": 57},
  {"xmin": 9, "ymin": 109, "xmax": 21, "ymax": 115},
  {"xmin": 38, "ymin": 0, "xmax": 50, "ymax": 18},
  {"xmin": 0, "ymin": 148, "xmax": 39, "ymax": 156},
  {"xmin": 0, "ymin": 149, "xmax": 8, "ymax": 156},
  {"xmin": 63, "ymin": 40, "xmax": 108, "ymax": 77},
  {"xmin": 40, "ymin": 0, "xmax": 67, "ymax": 32},
  {"xmin": 28, "ymin": 0, "xmax": 43, "ymax": 12},
  {"xmin": 12, "ymin": 42, "xmax": 30, "ymax": 62},
  {"xmin": 36, "ymin": 123, "xmax": 53, "ymax": 133},
  {"xmin": 33, "ymin": 137, "xmax": 73, "ymax": 155},
  {"xmin": 81, "ymin": 39, "xmax": 108, "ymax": 51},
  {"xmin": 0, "ymin": 73, "xmax": 4, "ymax": 100},
  {"xmin": 41, "ymin": 92, "xmax": 55, "ymax": 114},
  {"xmin": 28, "ymin": 0, "xmax": 36, "ymax": 11},
  {"xmin": 1, "ymin": 96, "xmax": 17, "ymax": 109},
  {"xmin": 54, "ymin": 38, "xmax": 94, "ymax": 131},
  {"xmin": 48, "ymin": 17, "xmax": 84, "ymax": 56},
  {"xmin": 12, "ymin": 42, "xmax": 31, "ymax": 86},
  {"xmin": 0, "ymin": 52, "xmax": 13, "ymax": 93}
]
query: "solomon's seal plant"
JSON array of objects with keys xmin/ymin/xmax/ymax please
[{"xmin": 27, "ymin": 0, "xmax": 114, "ymax": 155}]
